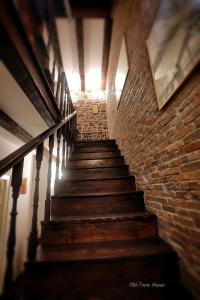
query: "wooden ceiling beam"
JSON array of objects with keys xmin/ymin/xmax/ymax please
[
  {"xmin": 101, "ymin": 18, "xmax": 113, "ymax": 90},
  {"xmin": 0, "ymin": 109, "xmax": 33, "ymax": 143},
  {"xmin": 76, "ymin": 18, "xmax": 85, "ymax": 91}
]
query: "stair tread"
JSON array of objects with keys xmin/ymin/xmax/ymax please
[
  {"xmin": 37, "ymin": 238, "xmax": 174, "ymax": 263},
  {"xmin": 70, "ymin": 155, "xmax": 122, "ymax": 161},
  {"xmin": 44, "ymin": 211, "xmax": 155, "ymax": 224},
  {"xmin": 51, "ymin": 190, "xmax": 143, "ymax": 199},
  {"xmin": 58, "ymin": 175, "xmax": 134, "ymax": 183},
  {"xmin": 52, "ymin": 190, "xmax": 143, "ymax": 199}
]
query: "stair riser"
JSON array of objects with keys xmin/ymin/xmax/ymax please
[
  {"xmin": 76, "ymin": 140, "xmax": 116, "ymax": 147},
  {"xmin": 62, "ymin": 167, "xmax": 129, "ymax": 180},
  {"xmin": 41, "ymin": 218, "xmax": 157, "ymax": 246},
  {"xmin": 73, "ymin": 146, "xmax": 118, "ymax": 153},
  {"xmin": 70, "ymin": 151, "xmax": 121, "ymax": 160},
  {"xmin": 51, "ymin": 194, "xmax": 144, "ymax": 219},
  {"xmin": 55, "ymin": 178, "xmax": 136, "ymax": 194},
  {"xmin": 67, "ymin": 158, "xmax": 124, "ymax": 169}
]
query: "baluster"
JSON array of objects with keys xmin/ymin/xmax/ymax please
[
  {"xmin": 61, "ymin": 132, "xmax": 66, "ymax": 174},
  {"xmin": 73, "ymin": 115, "xmax": 76, "ymax": 142},
  {"xmin": 56, "ymin": 129, "xmax": 61, "ymax": 181},
  {"xmin": 51, "ymin": 53, "xmax": 56, "ymax": 82},
  {"xmin": 62, "ymin": 77, "xmax": 66, "ymax": 119},
  {"xmin": 60, "ymin": 72, "xmax": 64, "ymax": 116},
  {"xmin": 66, "ymin": 90, "xmax": 70, "ymax": 117},
  {"xmin": 27, "ymin": 143, "xmax": 44, "ymax": 261},
  {"xmin": 44, "ymin": 134, "xmax": 54, "ymax": 221},
  {"xmin": 3, "ymin": 160, "xmax": 24, "ymax": 299},
  {"xmin": 55, "ymin": 66, "xmax": 61, "ymax": 107}
]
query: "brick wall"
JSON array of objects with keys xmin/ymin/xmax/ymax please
[
  {"xmin": 73, "ymin": 92, "xmax": 108, "ymax": 140},
  {"xmin": 107, "ymin": 0, "xmax": 200, "ymax": 297}
]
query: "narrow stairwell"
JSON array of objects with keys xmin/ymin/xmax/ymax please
[{"xmin": 24, "ymin": 140, "xmax": 192, "ymax": 300}]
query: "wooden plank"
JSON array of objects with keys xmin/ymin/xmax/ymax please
[
  {"xmin": 76, "ymin": 18, "xmax": 85, "ymax": 91},
  {"xmin": 0, "ymin": 109, "xmax": 33, "ymax": 143},
  {"xmin": 0, "ymin": 111, "xmax": 77, "ymax": 177},
  {"xmin": 101, "ymin": 18, "xmax": 113, "ymax": 90},
  {"xmin": 0, "ymin": 2, "xmax": 61, "ymax": 126},
  {"xmin": 53, "ymin": 0, "xmax": 113, "ymax": 18}
]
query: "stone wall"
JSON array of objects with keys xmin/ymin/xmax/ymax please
[
  {"xmin": 107, "ymin": 0, "xmax": 200, "ymax": 297},
  {"xmin": 73, "ymin": 93, "xmax": 108, "ymax": 140}
]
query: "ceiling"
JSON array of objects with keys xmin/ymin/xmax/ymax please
[
  {"xmin": 53, "ymin": 0, "xmax": 113, "ymax": 99},
  {"xmin": 56, "ymin": 18, "xmax": 105, "ymax": 91}
]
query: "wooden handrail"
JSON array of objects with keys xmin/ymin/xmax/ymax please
[{"xmin": 0, "ymin": 111, "xmax": 77, "ymax": 177}]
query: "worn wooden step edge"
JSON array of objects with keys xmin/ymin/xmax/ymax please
[
  {"xmin": 63, "ymin": 165, "xmax": 129, "ymax": 171},
  {"xmin": 57, "ymin": 175, "xmax": 135, "ymax": 184},
  {"xmin": 75, "ymin": 140, "xmax": 116, "ymax": 146},
  {"xmin": 51, "ymin": 190, "xmax": 143, "ymax": 199},
  {"xmin": 75, "ymin": 142, "xmax": 117, "ymax": 148},
  {"xmin": 69, "ymin": 155, "xmax": 122, "ymax": 161},
  {"xmin": 60, "ymin": 175, "xmax": 132, "ymax": 182},
  {"xmin": 76, "ymin": 139, "xmax": 116, "ymax": 143},
  {"xmin": 42, "ymin": 211, "xmax": 155, "ymax": 225},
  {"xmin": 34, "ymin": 238, "xmax": 176, "ymax": 264},
  {"xmin": 53, "ymin": 191, "xmax": 140, "ymax": 198},
  {"xmin": 66, "ymin": 164, "xmax": 128, "ymax": 170},
  {"xmin": 73, "ymin": 148, "xmax": 119, "ymax": 154}
]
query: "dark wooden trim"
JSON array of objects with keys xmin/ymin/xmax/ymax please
[
  {"xmin": 0, "ymin": 1, "xmax": 61, "ymax": 126},
  {"xmin": 101, "ymin": 18, "xmax": 113, "ymax": 90},
  {"xmin": 0, "ymin": 111, "xmax": 77, "ymax": 177},
  {"xmin": 76, "ymin": 18, "xmax": 85, "ymax": 91},
  {"xmin": 0, "ymin": 109, "xmax": 33, "ymax": 143}
]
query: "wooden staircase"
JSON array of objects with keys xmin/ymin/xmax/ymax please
[{"xmin": 23, "ymin": 140, "xmax": 192, "ymax": 300}]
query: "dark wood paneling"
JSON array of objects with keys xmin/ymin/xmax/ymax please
[
  {"xmin": 0, "ymin": 109, "xmax": 33, "ymax": 143},
  {"xmin": 76, "ymin": 18, "xmax": 85, "ymax": 91},
  {"xmin": 101, "ymin": 18, "xmax": 113, "ymax": 90}
]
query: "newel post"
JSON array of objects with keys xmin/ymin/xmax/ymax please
[{"xmin": 3, "ymin": 160, "xmax": 24, "ymax": 299}]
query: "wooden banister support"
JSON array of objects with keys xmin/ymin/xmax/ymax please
[
  {"xmin": 3, "ymin": 160, "xmax": 24, "ymax": 299},
  {"xmin": 55, "ymin": 67, "xmax": 61, "ymax": 107},
  {"xmin": 51, "ymin": 53, "xmax": 56, "ymax": 83},
  {"xmin": 60, "ymin": 72, "xmax": 64, "ymax": 116},
  {"xmin": 61, "ymin": 134, "xmax": 66, "ymax": 174},
  {"xmin": 56, "ymin": 128, "xmax": 62, "ymax": 181},
  {"xmin": 44, "ymin": 134, "xmax": 54, "ymax": 221},
  {"xmin": 27, "ymin": 143, "xmax": 44, "ymax": 261}
]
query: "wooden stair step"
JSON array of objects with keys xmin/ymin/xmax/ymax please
[
  {"xmin": 41, "ymin": 211, "xmax": 158, "ymax": 246},
  {"xmin": 37, "ymin": 238, "xmax": 175, "ymax": 262},
  {"xmin": 73, "ymin": 145, "xmax": 118, "ymax": 153},
  {"xmin": 55, "ymin": 177, "xmax": 136, "ymax": 195},
  {"xmin": 70, "ymin": 151, "xmax": 121, "ymax": 160},
  {"xmin": 62, "ymin": 166, "xmax": 129, "ymax": 180},
  {"xmin": 51, "ymin": 191, "xmax": 144, "ymax": 219},
  {"xmin": 75, "ymin": 140, "xmax": 116, "ymax": 147},
  {"xmin": 67, "ymin": 158, "xmax": 124, "ymax": 169},
  {"xmin": 25, "ymin": 241, "xmax": 185, "ymax": 300}
]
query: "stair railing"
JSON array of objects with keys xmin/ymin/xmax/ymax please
[{"xmin": 0, "ymin": 109, "xmax": 77, "ymax": 299}]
